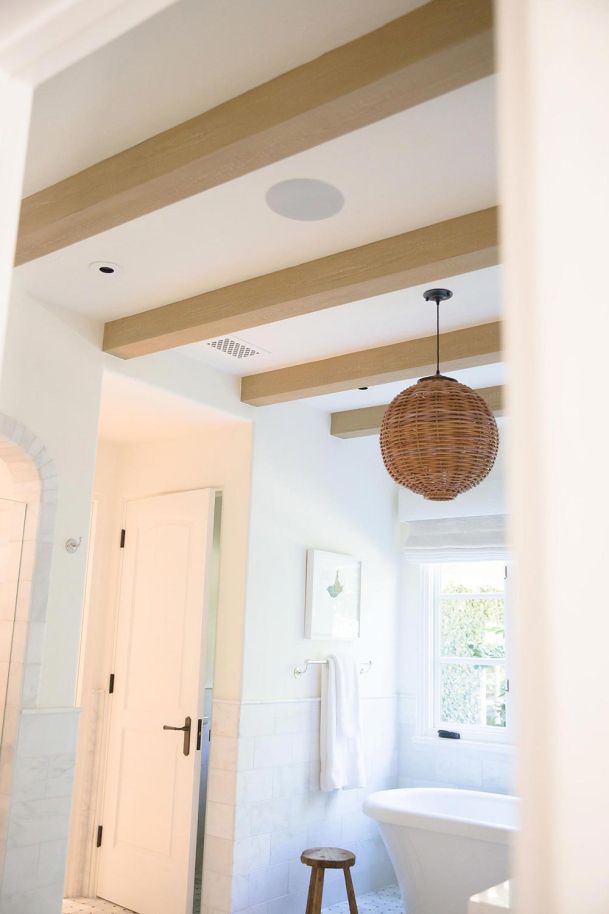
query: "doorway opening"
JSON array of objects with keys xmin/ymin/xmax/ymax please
[{"xmin": 63, "ymin": 372, "xmax": 231, "ymax": 914}]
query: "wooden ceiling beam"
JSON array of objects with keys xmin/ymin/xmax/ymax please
[
  {"xmin": 16, "ymin": 0, "xmax": 494, "ymax": 265},
  {"xmin": 241, "ymin": 321, "xmax": 502, "ymax": 406},
  {"xmin": 330, "ymin": 384, "xmax": 504, "ymax": 438},
  {"xmin": 103, "ymin": 206, "xmax": 498, "ymax": 358}
]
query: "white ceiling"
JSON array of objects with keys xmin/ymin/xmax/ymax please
[
  {"xmin": 20, "ymin": 0, "xmax": 501, "ymax": 418},
  {"xmin": 98, "ymin": 370, "xmax": 235, "ymax": 443},
  {"xmin": 184, "ymin": 265, "xmax": 501, "ymax": 376},
  {"xmin": 25, "ymin": 0, "xmax": 426, "ymax": 195},
  {"xmin": 18, "ymin": 77, "xmax": 496, "ymax": 325}
]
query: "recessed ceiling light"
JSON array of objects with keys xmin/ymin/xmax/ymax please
[
  {"xmin": 90, "ymin": 261, "xmax": 119, "ymax": 275},
  {"xmin": 265, "ymin": 178, "xmax": 344, "ymax": 221}
]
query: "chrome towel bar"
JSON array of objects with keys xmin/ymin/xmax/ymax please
[{"xmin": 293, "ymin": 658, "xmax": 372, "ymax": 678}]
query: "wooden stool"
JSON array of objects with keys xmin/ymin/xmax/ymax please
[{"xmin": 301, "ymin": 847, "xmax": 358, "ymax": 914}]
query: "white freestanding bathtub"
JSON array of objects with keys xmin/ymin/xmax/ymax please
[{"xmin": 364, "ymin": 788, "xmax": 517, "ymax": 914}]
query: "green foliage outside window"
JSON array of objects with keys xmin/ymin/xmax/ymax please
[{"xmin": 437, "ymin": 570, "xmax": 507, "ymax": 729}]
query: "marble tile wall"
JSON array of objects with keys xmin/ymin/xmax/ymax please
[
  {"xmin": 0, "ymin": 708, "xmax": 79, "ymax": 914},
  {"xmin": 397, "ymin": 694, "xmax": 514, "ymax": 794},
  {"xmin": 201, "ymin": 697, "xmax": 398, "ymax": 914},
  {"xmin": 0, "ymin": 419, "xmax": 59, "ymax": 900}
]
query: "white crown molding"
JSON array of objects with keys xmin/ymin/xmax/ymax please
[{"xmin": 0, "ymin": 0, "xmax": 178, "ymax": 85}]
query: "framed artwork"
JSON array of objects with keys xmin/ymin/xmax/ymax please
[{"xmin": 305, "ymin": 549, "xmax": 361, "ymax": 640}]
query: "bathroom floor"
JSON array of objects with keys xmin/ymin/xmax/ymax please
[
  {"xmin": 324, "ymin": 884, "xmax": 403, "ymax": 914},
  {"xmin": 63, "ymin": 901, "xmax": 134, "ymax": 914},
  {"xmin": 63, "ymin": 884, "xmax": 403, "ymax": 914}
]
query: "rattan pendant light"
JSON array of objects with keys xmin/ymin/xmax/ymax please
[{"xmin": 380, "ymin": 288, "xmax": 499, "ymax": 501}]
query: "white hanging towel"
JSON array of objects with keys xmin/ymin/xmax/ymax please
[{"xmin": 320, "ymin": 653, "xmax": 366, "ymax": 792}]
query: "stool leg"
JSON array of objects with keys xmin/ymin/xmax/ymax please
[
  {"xmin": 305, "ymin": 866, "xmax": 325, "ymax": 914},
  {"xmin": 305, "ymin": 866, "xmax": 317, "ymax": 914},
  {"xmin": 310, "ymin": 866, "xmax": 325, "ymax": 914},
  {"xmin": 343, "ymin": 866, "xmax": 359, "ymax": 914}
]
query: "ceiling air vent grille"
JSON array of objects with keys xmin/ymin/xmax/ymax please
[{"xmin": 206, "ymin": 337, "xmax": 261, "ymax": 360}]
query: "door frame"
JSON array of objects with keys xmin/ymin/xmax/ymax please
[{"xmin": 74, "ymin": 486, "xmax": 221, "ymax": 902}]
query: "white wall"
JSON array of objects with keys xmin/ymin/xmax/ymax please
[
  {"xmin": 0, "ymin": 73, "xmax": 31, "ymax": 372},
  {"xmin": 0, "ymin": 285, "xmax": 103, "ymax": 912},
  {"xmin": 0, "ymin": 285, "xmax": 104, "ymax": 708},
  {"xmin": 79, "ymin": 422, "xmax": 253, "ymax": 759},
  {"xmin": 397, "ymin": 430, "xmax": 513, "ymax": 796},
  {"xmin": 243, "ymin": 404, "xmax": 400, "ymax": 702},
  {"xmin": 215, "ymin": 404, "xmax": 401, "ymax": 914}
]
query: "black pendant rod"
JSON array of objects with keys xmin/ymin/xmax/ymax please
[
  {"xmin": 423, "ymin": 287, "xmax": 453, "ymax": 376},
  {"xmin": 436, "ymin": 300, "xmax": 440, "ymax": 375}
]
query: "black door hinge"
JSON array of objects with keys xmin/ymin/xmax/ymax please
[
  {"xmin": 120, "ymin": 529, "xmax": 126, "ymax": 548},
  {"xmin": 109, "ymin": 673, "xmax": 115, "ymax": 694},
  {"xmin": 96, "ymin": 825, "xmax": 103, "ymax": 848}
]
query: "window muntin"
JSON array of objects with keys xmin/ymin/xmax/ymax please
[{"xmin": 426, "ymin": 560, "xmax": 510, "ymax": 741}]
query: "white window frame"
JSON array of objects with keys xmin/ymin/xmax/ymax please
[{"xmin": 418, "ymin": 559, "xmax": 512, "ymax": 746}]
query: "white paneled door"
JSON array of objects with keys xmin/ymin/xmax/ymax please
[{"xmin": 97, "ymin": 490, "xmax": 214, "ymax": 914}]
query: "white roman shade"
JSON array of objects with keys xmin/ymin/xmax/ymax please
[{"xmin": 401, "ymin": 514, "xmax": 507, "ymax": 563}]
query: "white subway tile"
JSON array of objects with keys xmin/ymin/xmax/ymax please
[
  {"xmin": 202, "ymin": 869, "xmax": 232, "ymax": 911},
  {"xmin": 274, "ymin": 702, "xmax": 318, "ymax": 735},
  {"xmin": 240, "ymin": 704, "xmax": 276, "ymax": 738},
  {"xmin": 0, "ymin": 845, "xmax": 38, "ymax": 896},
  {"xmin": 234, "ymin": 804, "xmax": 251, "ymax": 840},
  {"xmin": 272, "ymin": 762, "xmax": 312, "ymax": 799},
  {"xmin": 247, "ymin": 797, "xmax": 292, "ymax": 836},
  {"xmin": 237, "ymin": 737, "xmax": 255, "ymax": 771},
  {"xmin": 241, "ymin": 904, "xmax": 268, "ymax": 914},
  {"xmin": 307, "ymin": 820, "xmax": 343, "ymax": 848},
  {"xmin": 10, "ymin": 757, "xmax": 47, "ymax": 802},
  {"xmin": 248, "ymin": 862, "xmax": 289, "ymax": 906},
  {"xmin": 230, "ymin": 873, "xmax": 250, "ymax": 911},
  {"xmin": 253, "ymin": 732, "xmax": 318, "ymax": 770},
  {"xmin": 236, "ymin": 768, "xmax": 273, "ymax": 806},
  {"xmin": 435, "ymin": 747, "xmax": 483, "ymax": 789},
  {"xmin": 7, "ymin": 795, "xmax": 71, "ymax": 847},
  {"xmin": 210, "ymin": 736, "xmax": 240, "ymax": 771},
  {"xmin": 205, "ymin": 802, "xmax": 235, "ymax": 840},
  {"xmin": 233, "ymin": 834, "xmax": 271, "ymax": 876},
  {"xmin": 0, "ymin": 883, "xmax": 63, "ymax": 914},
  {"xmin": 45, "ymin": 754, "xmax": 75, "ymax": 798},
  {"xmin": 481, "ymin": 751, "xmax": 514, "ymax": 794},
  {"xmin": 203, "ymin": 835, "xmax": 233, "ymax": 876},
  {"xmin": 287, "ymin": 857, "xmax": 311, "ymax": 895},
  {"xmin": 212, "ymin": 703, "xmax": 241, "ymax": 738},
  {"xmin": 268, "ymin": 893, "xmax": 306, "ymax": 914},
  {"xmin": 16, "ymin": 711, "xmax": 79, "ymax": 759},
  {"xmin": 19, "ymin": 665, "xmax": 40, "ymax": 707},
  {"xmin": 37, "ymin": 837, "xmax": 68, "ymax": 887},
  {"xmin": 269, "ymin": 826, "xmax": 308, "ymax": 865},
  {"xmin": 208, "ymin": 767, "xmax": 237, "ymax": 807}
]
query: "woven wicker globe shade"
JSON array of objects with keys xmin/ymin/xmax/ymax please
[{"xmin": 380, "ymin": 375, "xmax": 499, "ymax": 501}]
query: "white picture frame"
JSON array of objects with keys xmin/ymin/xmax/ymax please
[{"xmin": 305, "ymin": 549, "xmax": 361, "ymax": 640}]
